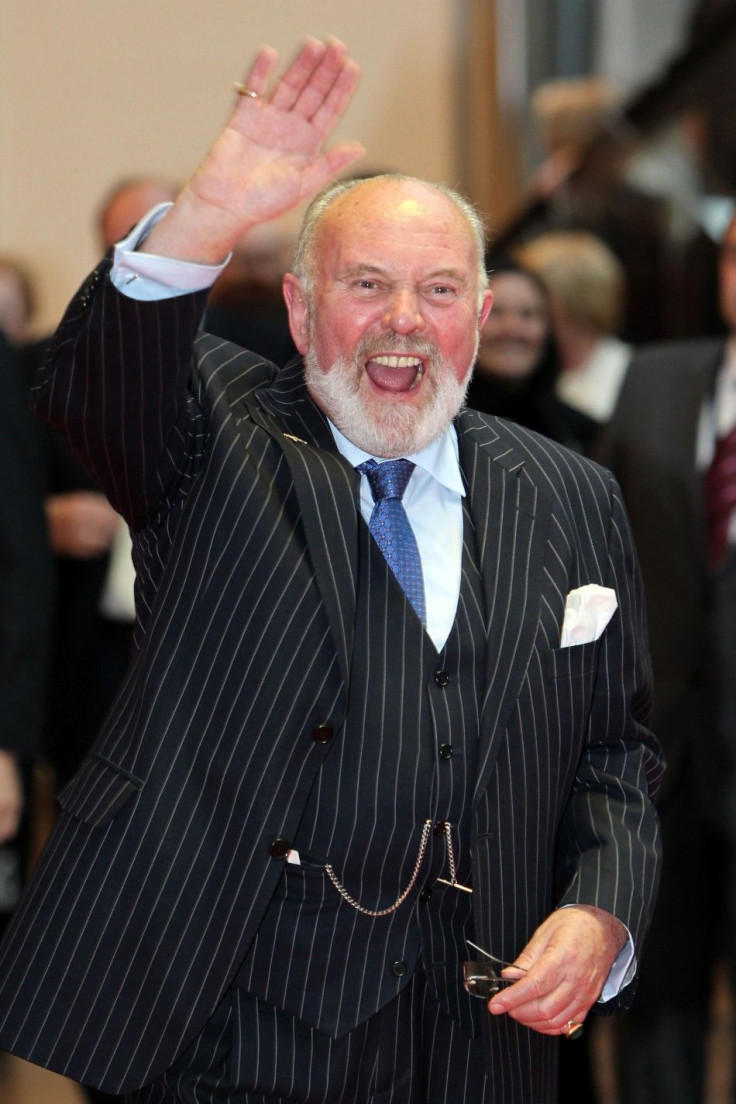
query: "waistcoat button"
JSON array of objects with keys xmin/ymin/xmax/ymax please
[
  {"xmin": 311, "ymin": 724, "xmax": 334, "ymax": 744},
  {"xmin": 439, "ymin": 743, "xmax": 453, "ymax": 760},
  {"xmin": 269, "ymin": 838, "xmax": 291, "ymax": 859},
  {"xmin": 433, "ymin": 820, "xmax": 448, "ymax": 837},
  {"xmin": 419, "ymin": 887, "xmax": 433, "ymax": 903},
  {"xmin": 434, "ymin": 670, "xmax": 450, "ymax": 687},
  {"xmin": 391, "ymin": 960, "xmax": 408, "ymax": 977}
]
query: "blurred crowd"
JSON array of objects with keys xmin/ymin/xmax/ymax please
[{"xmin": 4, "ymin": 3, "xmax": 736, "ymax": 1103}]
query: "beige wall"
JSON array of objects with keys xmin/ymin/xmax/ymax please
[{"xmin": 0, "ymin": 1, "xmax": 460, "ymax": 335}]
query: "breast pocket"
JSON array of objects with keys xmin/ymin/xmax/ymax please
[
  {"xmin": 57, "ymin": 752, "xmax": 143, "ymax": 827},
  {"xmin": 545, "ymin": 640, "xmax": 600, "ymax": 681},
  {"xmin": 542, "ymin": 642, "xmax": 601, "ymax": 754}
]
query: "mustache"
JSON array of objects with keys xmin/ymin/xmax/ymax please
[{"xmin": 355, "ymin": 334, "xmax": 438, "ymax": 361}]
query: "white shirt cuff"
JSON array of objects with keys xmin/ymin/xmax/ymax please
[
  {"xmin": 110, "ymin": 202, "xmax": 229, "ymax": 301},
  {"xmin": 599, "ymin": 932, "xmax": 636, "ymax": 1001}
]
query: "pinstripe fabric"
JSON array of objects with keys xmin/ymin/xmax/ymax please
[
  {"xmin": 237, "ymin": 499, "xmax": 485, "ymax": 1039},
  {"xmin": 0, "ymin": 270, "xmax": 663, "ymax": 1100},
  {"xmin": 130, "ymin": 965, "xmax": 493, "ymax": 1104}
]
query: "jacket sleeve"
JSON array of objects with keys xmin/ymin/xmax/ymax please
[
  {"xmin": 555, "ymin": 471, "xmax": 664, "ymax": 1007},
  {"xmin": 31, "ymin": 257, "xmax": 211, "ymax": 531}
]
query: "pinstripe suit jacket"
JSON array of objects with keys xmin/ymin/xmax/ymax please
[{"xmin": 0, "ymin": 261, "xmax": 663, "ymax": 1094}]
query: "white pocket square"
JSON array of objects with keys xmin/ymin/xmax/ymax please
[{"xmin": 560, "ymin": 584, "xmax": 618, "ymax": 647}]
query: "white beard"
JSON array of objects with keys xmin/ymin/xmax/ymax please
[{"xmin": 304, "ymin": 333, "xmax": 476, "ymax": 459}]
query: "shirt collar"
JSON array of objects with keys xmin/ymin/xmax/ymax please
[{"xmin": 328, "ymin": 420, "xmax": 465, "ymax": 497}]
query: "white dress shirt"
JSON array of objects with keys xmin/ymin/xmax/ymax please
[
  {"xmin": 556, "ymin": 337, "xmax": 631, "ymax": 423},
  {"xmin": 330, "ymin": 424, "xmax": 464, "ymax": 651}
]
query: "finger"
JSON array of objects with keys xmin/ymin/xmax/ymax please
[
  {"xmin": 280, "ymin": 38, "xmax": 355, "ymax": 124},
  {"xmin": 521, "ymin": 1009, "xmax": 588, "ymax": 1038},
  {"xmin": 310, "ymin": 59, "xmax": 362, "ymax": 139},
  {"xmin": 235, "ymin": 44, "xmax": 280, "ymax": 100},
  {"xmin": 270, "ymin": 37, "xmax": 331, "ymax": 112},
  {"xmin": 294, "ymin": 142, "xmax": 366, "ymax": 205},
  {"xmin": 493, "ymin": 989, "xmax": 586, "ymax": 1036}
]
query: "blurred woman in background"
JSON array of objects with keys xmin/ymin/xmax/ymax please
[{"xmin": 467, "ymin": 257, "xmax": 598, "ymax": 454}]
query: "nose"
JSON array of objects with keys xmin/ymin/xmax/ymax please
[{"xmin": 382, "ymin": 288, "xmax": 425, "ymax": 335}]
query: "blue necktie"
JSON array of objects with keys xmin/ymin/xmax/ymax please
[{"xmin": 357, "ymin": 459, "xmax": 427, "ymax": 624}]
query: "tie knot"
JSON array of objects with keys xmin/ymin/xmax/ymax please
[{"xmin": 358, "ymin": 458, "xmax": 416, "ymax": 503}]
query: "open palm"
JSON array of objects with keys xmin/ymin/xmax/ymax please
[{"xmin": 150, "ymin": 38, "xmax": 363, "ymax": 264}]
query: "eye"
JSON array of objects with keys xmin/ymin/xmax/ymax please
[
  {"xmin": 425, "ymin": 284, "xmax": 458, "ymax": 301},
  {"xmin": 347, "ymin": 277, "xmax": 384, "ymax": 295}
]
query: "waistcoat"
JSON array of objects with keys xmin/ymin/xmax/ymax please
[{"xmin": 237, "ymin": 498, "xmax": 488, "ymax": 1039}]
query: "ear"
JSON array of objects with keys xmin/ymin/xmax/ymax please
[
  {"xmin": 282, "ymin": 273, "xmax": 310, "ymax": 356},
  {"xmin": 478, "ymin": 289, "xmax": 494, "ymax": 330}
]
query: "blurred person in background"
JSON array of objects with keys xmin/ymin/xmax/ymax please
[
  {"xmin": 205, "ymin": 221, "xmax": 298, "ymax": 365},
  {"xmin": 516, "ymin": 231, "xmax": 631, "ymax": 452},
  {"xmin": 96, "ymin": 177, "xmax": 180, "ymax": 249},
  {"xmin": 0, "ymin": 256, "xmax": 35, "ymax": 346},
  {"xmin": 597, "ymin": 209, "xmax": 736, "ymax": 1104},
  {"xmin": 466, "ymin": 257, "xmax": 597, "ymax": 454},
  {"xmin": 522, "ymin": 76, "xmax": 669, "ymax": 345}
]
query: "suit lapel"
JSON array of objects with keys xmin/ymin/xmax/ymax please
[
  {"xmin": 456, "ymin": 411, "xmax": 553, "ymax": 808},
  {"xmin": 233, "ymin": 359, "xmax": 359, "ymax": 689},
  {"xmin": 227, "ymin": 363, "xmax": 554, "ymax": 783}
]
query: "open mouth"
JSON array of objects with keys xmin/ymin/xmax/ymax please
[{"xmin": 365, "ymin": 354, "xmax": 424, "ymax": 393}]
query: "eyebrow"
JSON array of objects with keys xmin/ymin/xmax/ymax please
[{"xmin": 341, "ymin": 263, "xmax": 469, "ymax": 284}]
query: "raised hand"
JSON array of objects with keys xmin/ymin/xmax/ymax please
[{"xmin": 145, "ymin": 38, "xmax": 364, "ymax": 265}]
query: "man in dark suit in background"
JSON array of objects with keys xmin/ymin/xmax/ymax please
[
  {"xmin": 598, "ymin": 211, "xmax": 736, "ymax": 1104},
  {"xmin": 0, "ymin": 39, "xmax": 662, "ymax": 1103}
]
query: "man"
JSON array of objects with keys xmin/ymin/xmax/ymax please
[
  {"xmin": 598, "ymin": 212, "xmax": 736, "ymax": 1104},
  {"xmin": 0, "ymin": 39, "xmax": 662, "ymax": 1103}
]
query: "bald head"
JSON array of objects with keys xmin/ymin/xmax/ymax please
[{"xmin": 292, "ymin": 174, "xmax": 488, "ymax": 305}]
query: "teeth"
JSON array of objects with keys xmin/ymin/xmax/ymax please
[{"xmin": 372, "ymin": 354, "xmax": 423, "ymax": 369}]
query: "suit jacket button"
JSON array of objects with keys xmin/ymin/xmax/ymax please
[
  {"xmin": 311, "ymin": 724, "xmax": 334, "ymax": 744},
  {"xmin": 419, "ymin": 888, "xmax": 433, "ymax": 903},
  {"xmin": 434, "ymin": 670, "xmax": 450, "ymax": 687},
  {"xmin": 391, "ymin": 960, "xmax": 408, "ymax": 977},
  {"xmin": 269, "ymin": 838, "xmax": 291, "ymax": 859},
  {"xmin": 439, "ymin": 744, "xmax": 453, "ymax": 760}
]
